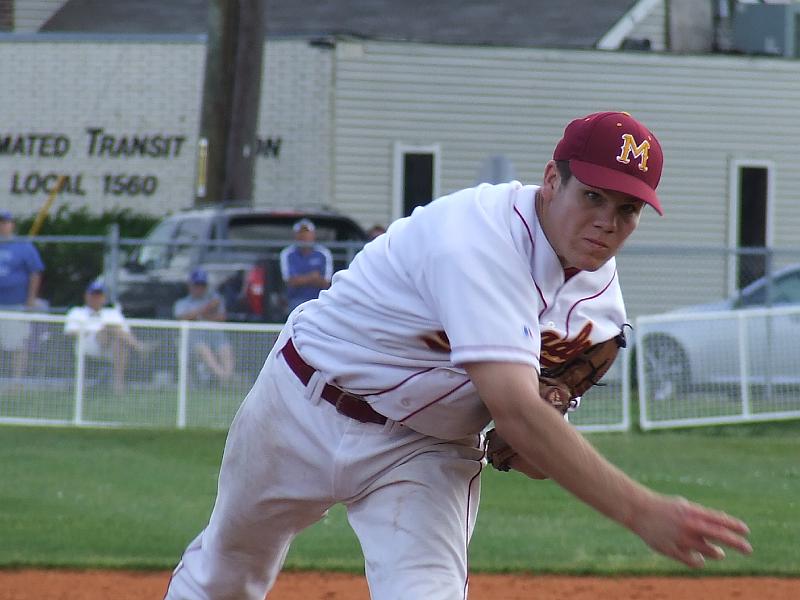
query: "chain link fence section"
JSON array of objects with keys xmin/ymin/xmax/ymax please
[
  {"xmin": 0, "ymin": 311, "xmax": 630, "ymax": 433},
  {"xmin": 635, "ymin": 307, "xmax": 800, "ymax": 430},
  {"xmin": 566, "ymin": 347, "xmax": 631, "ymax": 432},
  {"xmin": 0, "ymin": 310, "xmax": 281, "ymax": 429}
]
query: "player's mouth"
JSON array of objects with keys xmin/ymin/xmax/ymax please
[{"xmin": 584, "ymin": 238, "xmax": 609, "ymax": 250}]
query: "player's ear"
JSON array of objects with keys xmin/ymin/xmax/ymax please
[{"xmin": 540, "ymin": 160, "xmax": 560, "ymax": 202}]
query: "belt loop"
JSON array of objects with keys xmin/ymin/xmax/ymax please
[
  {"xmin": 305, "ymin": 370, "xmax": 326, "ymax": 406},
  {"xmin": 381, "ymin": 418, "xmax": 401, "ymax": 434}
]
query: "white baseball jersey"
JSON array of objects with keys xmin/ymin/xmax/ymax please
[
  {"xmin": 165, "ymin": 181, "xmax": 631, "ymax": 600},
  {"xmin": 292, "ymin": 181, "xmax": 626, "ymax": 440},
  {"xmin": 64, "ymin": 304, "xmax": 130, "ymax": 359}
]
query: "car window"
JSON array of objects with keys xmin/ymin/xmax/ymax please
[
  {"xmin": 226, "ymin": 216, "xmax": 366, "ymax": 244},
  {"xmin": 772, "ymin": 272, "xmax": 800, "ymax": 304},
  {"xmin": 228, "ymin": 220, "xmax": 294, "ymax": 242},
  {"xmin": 738, "ymin": 283, "xmax": 766, "ymax": 307},
  {"xmin": 168, "ymin": 218, "xmax": 209, "ymax": 271},
  {"xmin": 738, "ymin": 271, "xmax": 800, "ymax": 307},
  {"xmin": 134, "ymin": 219, "xmax": 179, "ymax": 269}
]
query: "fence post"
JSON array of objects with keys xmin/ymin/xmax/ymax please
[
  {"xmin": 621, "ymin": 346, "xmax": 631, "ymax": 431},
  {"xmin": 177, "ymin": 322, "xmax": 190, "ymax": 429},
  {"xmin": 73, "ymin": 330, "xmax": 86, "ymax": 425},
  {"xmin": 737, "ymin": 313, "xmax": 751, "ymax": 418},
  {"xmin": 764, "ymin": 248, "xmax": 775, "ymax": 404},
  {"xmin": 104, "ymin": 223, "xmax": 121, "ymax": 305}
]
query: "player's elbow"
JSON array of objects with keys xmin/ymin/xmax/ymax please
[{"xmin": 466, "ymin": 362, "xmax": 540, "ymax": 421}]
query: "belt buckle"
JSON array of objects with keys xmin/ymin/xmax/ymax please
[
  {"xmin": 334, "ymin": 389, "xmax": 369, "ymax": 423},
  {"xmin": 334, "ymin": 389, "xmax": 352, "ymax": 414}
]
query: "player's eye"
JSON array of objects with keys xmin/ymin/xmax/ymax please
[
  {"xmin": 619, "ymin": 203, "xmax": 643, "ymax": 217},
  {"xmin": 585, "ymin": 191, "xmax": 603, "ymax": 203}
]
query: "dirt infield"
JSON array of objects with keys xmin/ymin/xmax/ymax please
[{"xmin": 0, "ymin": 570, "xmax": 798, "ymax": 599}]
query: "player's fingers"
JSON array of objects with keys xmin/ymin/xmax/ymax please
[
  {"xmin": 683, "ymin": 505, "xmax": 752, "ymax": 555},
  {"xmin": 691, "ymin": 537, "xmax": 726, "ymax": 561},
  {"xmin": 671, "ymin": 545, "xmax": 706, "ymax": 569},
  {"xmin": 686, "ymin": 502, "xmax": 750, "ymax": 534},
  {"xmin": 690, "ymin": 518, "xmax": 753, "ymax": 555}
]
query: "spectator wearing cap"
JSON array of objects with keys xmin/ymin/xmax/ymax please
[
  {"xmin": 173, "ymin": 268, "xmax": 235, "ymax": 384},
  {"xmin": 64, "ymin": 280, "xmax": 148, "ymax": 393},
  {"xmin": 279, "ymin": 218, "xmax": 333, "ymax": 316},
  {"xmin": 0, "ymin": 210, "xmax": 45, "ymax": 385}
]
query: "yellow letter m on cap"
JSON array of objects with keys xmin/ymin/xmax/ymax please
[{"xmin": 616, "ymin": 134, "xmax": 650, "ymax": 172}]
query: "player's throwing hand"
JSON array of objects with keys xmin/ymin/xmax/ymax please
[{"xmin": 630, "ymin": 493, "xmax": 752, "ymax": 568}]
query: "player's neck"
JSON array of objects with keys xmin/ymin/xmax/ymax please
[
  {"xmin": 535, "ymin": 189, "xmax": 583, "ymax": 277},
  {"xmin": 535, "ymin": 190, "xmax": 571, "ymax": 270}
]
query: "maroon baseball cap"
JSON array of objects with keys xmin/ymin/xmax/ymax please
[{"xmin": 553, "ymin": 111, "xmax": 664, "ymax": 215}]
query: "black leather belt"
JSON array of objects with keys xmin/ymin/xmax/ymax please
[{"xmin": 281, "ymin": 339, "xmax": 388, "ymax": 425}]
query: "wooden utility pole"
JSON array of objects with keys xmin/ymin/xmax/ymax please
[
  {"xmin": 0, "ymin": 0, "xmax": 13, "ymax": 31},
  {"xmin": 195, "ymin": 0, "xmax": 266, "ymax": 206}
]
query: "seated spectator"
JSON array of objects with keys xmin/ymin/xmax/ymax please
[
  {"xmin": 173, "ymin": 268, "xmax": 235, "ymax": 384},
  {"xmin": 279, "ymin": 218, "xmax": 333, "ymax": 315},
  {"xmin": 64, "ymin": 281, "xmax": 148, "ymax": 393}
]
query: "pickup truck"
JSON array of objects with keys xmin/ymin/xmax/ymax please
[{"xmin": 115, "ymin": 207, "xmax": 368, "ymax": 322}]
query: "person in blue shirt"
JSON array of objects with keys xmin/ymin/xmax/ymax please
[
  {"xmin": 0, "ymin": 210, "xmax": 45, "ymax": 383},
  {"xmin": 279, "ymin": 218, "xmax": 333, "ymax": 315}
]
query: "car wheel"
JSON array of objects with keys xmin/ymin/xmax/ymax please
[{"xmin": 641, "ymin": 335, "xmax": 690, "ymax": 402}]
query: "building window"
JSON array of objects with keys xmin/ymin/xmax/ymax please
[
  {"xmin": 392, "ymin": 143, "xmax": 440, "ymax": 220},
  {"xmin": 729, "ymin": 160, "xmax": 773, "ymax": 292}
]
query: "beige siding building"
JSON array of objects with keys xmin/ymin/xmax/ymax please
[{"xmin": 329, "ymin": 40, "xmax": 800, "ymax": 316}]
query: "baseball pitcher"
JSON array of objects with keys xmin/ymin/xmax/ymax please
[{"xmin": 165, "ymin": 112, "xmax": 751, "ymax": 600}]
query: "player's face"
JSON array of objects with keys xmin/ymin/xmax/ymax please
[
  {"xmin": 0, "ymin": 220, "xmax": 13, "ymax": 237},
  {"xmin": 539, "ymin": 161, "xmax": 644, "ymax": 271}
]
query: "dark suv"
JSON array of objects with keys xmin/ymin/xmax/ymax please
[{"xmin": 115, "ymin": 207, "xmax": 367, "ymax": 322}]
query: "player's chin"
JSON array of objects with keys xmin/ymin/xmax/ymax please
[
  {"xmin": 567, "ymin": 241, "xmax": 616, "ymax": 271},
  {"xmin": 571, "ymin": 252, "xmax": 613, "ymax": 272}
]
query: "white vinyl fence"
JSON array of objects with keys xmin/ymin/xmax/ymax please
[
  {"xmin": 0, "ymin": 310, "xmax": 630, "ymax": 432},
  {"xmin": 565, "ymin": 347, "xmax": 630, "ymax": 433},
  {"xmin": 635, "ymin": 306, "xmax": 800, "ymax": 430},
  {"xmin": 0, "ymin": 310, "xmax": 281, "ymax": 429}
]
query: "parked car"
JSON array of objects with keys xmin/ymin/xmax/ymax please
[
  {"xmin": 636, "ymin": 263, "xmax": 800, "ymax": 401},
  {"xmin": 114, "ymin": 207, "xmax": 368, "ymax": 321}
]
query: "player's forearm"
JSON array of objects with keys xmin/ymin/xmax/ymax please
[
  {"xmin": 27, "ymin": 272, "xmax": 42, "ymax": 305},
  {"xmin": 494, "ymin": 398, "xmax": 652, "ymax": 529}
]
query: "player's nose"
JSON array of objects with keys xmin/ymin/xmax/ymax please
[{"xmin": 593, "ymin": 206, "xmax": 617, "ymax": 232}]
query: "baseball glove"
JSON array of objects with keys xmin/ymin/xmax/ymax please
[{"xmin": 485, "ymin": 331, "xmax": 626, "ymax": 472}]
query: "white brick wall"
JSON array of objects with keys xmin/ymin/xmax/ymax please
[
  {"xmin": 0, "ymin": 38, "xmax": 332, "ymax": 217},
  {"xmin": 0, "ymin": 39, "xmax": 204, "ymax": 215},
  {"xmin": 254, "ymin": 40, "xmax": 333, "ymax": 210}
]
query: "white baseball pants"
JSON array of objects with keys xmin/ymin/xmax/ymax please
[{"xmin": 164, "ymin": 326, "xmax": 484, "ymax": 600}]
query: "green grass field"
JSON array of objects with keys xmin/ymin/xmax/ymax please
[
  {"xmin": 0, "ymin": 384, "xmax": 250, "ymax": 429},
  {"xmin": 0, "ymin": 421, "xmax": 798, "ymax": 575}
]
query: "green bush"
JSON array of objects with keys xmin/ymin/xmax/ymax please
[{"xmin": 15, "ymin": 206, "xmax": 159, "ymax": 310}]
